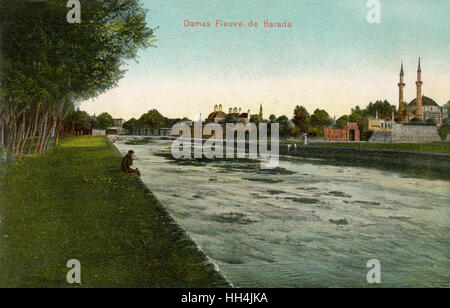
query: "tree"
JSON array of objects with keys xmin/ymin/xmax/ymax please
[
  {"xmin": 292, "ymin": 105, "xmax": 309, "ymax": 134},
  {"xmin": 139, "ymin": 109, "xmax": 166, "ymax": 128},
  {"xmin": 275, "ymin": 115, "xmax": 295, "ymax": 137},
  {"xmin": 250, "ymin": 114, "xmax": 262, "ymax": 125},
  {"xmin": 123, "ymin": 118, "xmax": 140, "ymax": 130},
  {"xmin": 365, "ymin": 100, "xmax": 395, "ymax": 119},
  {"xmin": 269, "ymin": 114, "xmax": 277, "ymax": 123},
  {"xmin": 309, "ymin": 109, "xmax": 331, "ymax": 127},
  {"xmin": 335, "ymin": 115, "xmax": 349, "ymax": 129},
  {"xmin": 64, "ymin": 109, "xmax": 92, "ymax": 134},
  {"xmin": 95, "ymin": 113, "xmax": 114, "ymax": 129},
  {"xmin": 123, "ymin": 117, "xmax": 141, "ymax": 134},
  {"xmin": 0, "ymin": 0, "xmax": 155, "ymax": 160},
  {"xmin": 439, "ymin": 123, "xmax": 449, "ymax": 140},
  {"xmin": 349, "ymin": 112, "xmax": 363, "ymax": 129},
  {"xmin": 307, "ymin": 109, "xmax": 331, "ymax": 137}
]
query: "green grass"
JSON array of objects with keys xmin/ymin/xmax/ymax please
[
  {"xmin": 0, "ymin": 136, "xmax": 229, "ymax": 288},
  {"xmin": 303, "ymin": 142, "xmax": 450, "ymax": 154}
]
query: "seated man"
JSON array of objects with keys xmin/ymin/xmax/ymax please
[{"xmin": 121, "ymin": 150, "xmax": 141, "ymax": 176}]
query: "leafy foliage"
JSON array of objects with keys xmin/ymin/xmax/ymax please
[
  {"xmin": 439, "ymin": 123, "xmax": 449, "ymax": 140},
  {"xmin": 138, "ymin": 109, "xmax": 166, "ymax": 128},
  {"xmin": 292, "ymin": 105, "xmax": 309, "ymax": 134},
  {"xmin": 95, "ymin": 112, "xmax": 114, "ymax": 129},
  {"xmin": 0, "ymin": 0, "xmax": 155, "ymax": 160},
  {"xmin": 65, "ymin": 109, "xmax": 92, "ymax": 131}
]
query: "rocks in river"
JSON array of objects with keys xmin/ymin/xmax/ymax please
[
  {"xmin": 327, "ymin": 191, "xmax": 352, "ymax": 198},
  {"xmin": 388, "ymin": 215, "xmax": 411, "ymax": 222},
  {"xmin": 285, "ymin": 197, "xmax": 321, "ymax": 204},
  {"xmin": 329, "ymin": 218, "xmax": 348, "ymax": 225},
  {"xmin": 352, "ymin": 200, "xmax": 381, "ymax": 206},
  {"xmin": 124, "ymin": 138, "xmax": 154, "ymax": 145},
  {"xmin": 211, "ymin": 212, "xmax": 258, "ymax": 224},
  {"xmin": 298, "ymin": 187, "xmax": 318, "ymax": 191},
  {"xmin": 244, "ymin": 177, "xmax": 283, "ymax": 184},
  {"xmin": 257, "ymin": 167, "xmax": 295, "ymax": 175},
  {"xmin": 250, "ymin": 193, "xmax": 269, "ymax": 199},
  {"xmin": 268, "ymin": 190, "xmax": 285, "ymax": 195}
]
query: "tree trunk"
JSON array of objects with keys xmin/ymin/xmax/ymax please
[
  {"xmin": 44, "ymin": 111, "xmax": 57, "ymax": 151},
  {"xmin": 14, "ymin": 113, "xmax": 26, "ymax": 157},
  {"xmin": 1, "ymin": 113, "xmax": 10, "ymax": 161},
  {"xmin": 35, "ymin": 113, "xmax": 47, "ymax": 153},
  {"xmin": 39, "ymin": 114, "xmax": 49, "ymax": 154},
  {"xmin": 19, "ymin": 114, "xmax": 32, "ymax": 156},
  {"xmin": 1, "ymin": 116, "xmax": 4, "ymax": 150},
  {"xmin": 28, "ymin": 102, "xmax": 41, "ymax": 155},
  {"xmin": 10, "ymin": 116, "xmax": 17, "ymax": 159},
  {"xmin": 55, "ymin": 107, "xmax": 63, "ymax": 146}
]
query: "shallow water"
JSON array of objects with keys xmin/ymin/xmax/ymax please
[{"xmin": 112, "ymin": 136, "xmax": 449, "ymax": 287}]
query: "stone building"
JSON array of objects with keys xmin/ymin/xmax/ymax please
[
  {"xmin": 367, "ymin": 118, "xmax": 393, "ymax": 131},
  {"xmin": 113, "ymin": 118, "xmax": 124, "ymax": 127},
  {"xmin": 206, "ymin": 104, "xmax": 227, "ymax": 123},
  {"xmin": 206, "ymin": 105, "xmax": 250, "ymax": 124},
  {"xmin": 324, "ymin": 122, "xmax": 360, "ymax": 141}
]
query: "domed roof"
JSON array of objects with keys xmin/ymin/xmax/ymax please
[
  {"xmin": 408, "ymin": 96, "xmax": 439, "ymax": 107},
  {"xmin": 207, "ymin": 111, "xmax": 227, "ymax": 120}
]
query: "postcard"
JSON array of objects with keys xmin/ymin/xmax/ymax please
[{"xmin": 0, "ymin": 0, "xmax": 448, "ymax": 295}]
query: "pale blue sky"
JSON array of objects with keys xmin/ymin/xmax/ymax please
[{"xmin": 81, "ymin": 0, "xmax": 450, "ymax": 120}]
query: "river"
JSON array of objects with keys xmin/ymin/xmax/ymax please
[{"xmin": 111, "ymin": 136, "xmax": 449, "ymax": 287}]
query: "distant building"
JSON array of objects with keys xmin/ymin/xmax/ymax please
[
  {"xmin": 406, "ymin": 97, "xmax": 447, "ymax": 124},
  {"xmin": 106, "ymin": 118, "xmax": 125, "ymax": 135},
  {"xmin": 92, "ymin": 129, "xmax": 106, "ymax": 136},
  {"xmin": 367, "ymin": 118, "xmax": 393, "ymax": 131},
  {"xmin": 158, "ymin": 128, "xmax": 172, "ymax": 136},
  {"xmin": 206, "ymin": 104, "xmax": 227, "ymax": 123},
  {"xmin": 206, "ymin": 105, "xmax": 251, "ymax": 124},
  {"xmin": 324, "ymin": 122, "xmax": 360, "ymax": 141},
  {"xmin": 397, "ymin": 59, "xmax": 447, "ymax": 124},
  {"xmin": 113, "ymin": 118, "xmax": 124, "ymax": 127}
]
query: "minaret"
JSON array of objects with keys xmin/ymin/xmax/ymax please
[
  {"xmin": 398, "ymin": 62, "xmax": 405, "ymax": 118},
  {"xmin": 259, "ymin": 104, "xmax": 263, "ymax": 119},
  {"xmin": 415, "ymin": 58, "xmax": 423, "ymax": 121}
]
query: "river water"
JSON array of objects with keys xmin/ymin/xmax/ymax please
[{"xmin": 111, "ymin": 136, "xmax": 449, "ymax": 287}]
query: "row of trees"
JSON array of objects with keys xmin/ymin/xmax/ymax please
[
  {"xmin": 63, "ymin": 110, "xmax": 116, "ymax": 135},
  {"xmin": 123, "ymin": 109, "xmax": 190, "ymax": 131},
  {"xmin": 111, "ymin": 100, "xmax": 397, "ymax": 138},
  {"xmin": 0, "ymin": 0, "xmax": 155, "ymax": 161}
]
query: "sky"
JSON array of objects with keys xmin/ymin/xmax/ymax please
[{"xmin": 80, "ymin": 0, "xmax": 450, "ymax": 121}]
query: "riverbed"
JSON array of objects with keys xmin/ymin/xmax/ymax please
[{"xmin": 111, "ymin": 136, "xmax": 449, "ymax": 287}]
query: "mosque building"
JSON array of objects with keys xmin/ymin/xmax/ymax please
[
  {"xmin": 397, "ymin": 58, "xmax": 447, "ymax": 124},
  {"xmin": 206, "ymin": 104, "xmax": 251, "ymax": 124}
]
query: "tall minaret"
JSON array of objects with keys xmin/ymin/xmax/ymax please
[
  {"xmin": 398, "ymin": 62, "xmax": 405, "ymax": 118},
  {"xmin": 259, "ymin": 104, "xmax": 263, "ymax": 119},
  {"xmin": 415, "ymin": 57, "xmax": 423, "ymax": 120}
]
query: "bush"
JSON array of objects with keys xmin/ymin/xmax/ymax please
[{"xmin": 439, "ymin": 123, "xmax": 449, "ymax": 140}]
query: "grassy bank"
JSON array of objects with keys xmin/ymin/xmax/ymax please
[{"xmin": 0, "ymin": 136, "xmax": 229, "ymax": 287}]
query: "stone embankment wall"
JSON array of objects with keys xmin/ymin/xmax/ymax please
[
  {"xmin": 391, "ymin": 124, "xmax": 441, "ymax": 142},
  {"xmin": 280, "ymin": 144, "xmax": 450, "ymax": 178}
]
